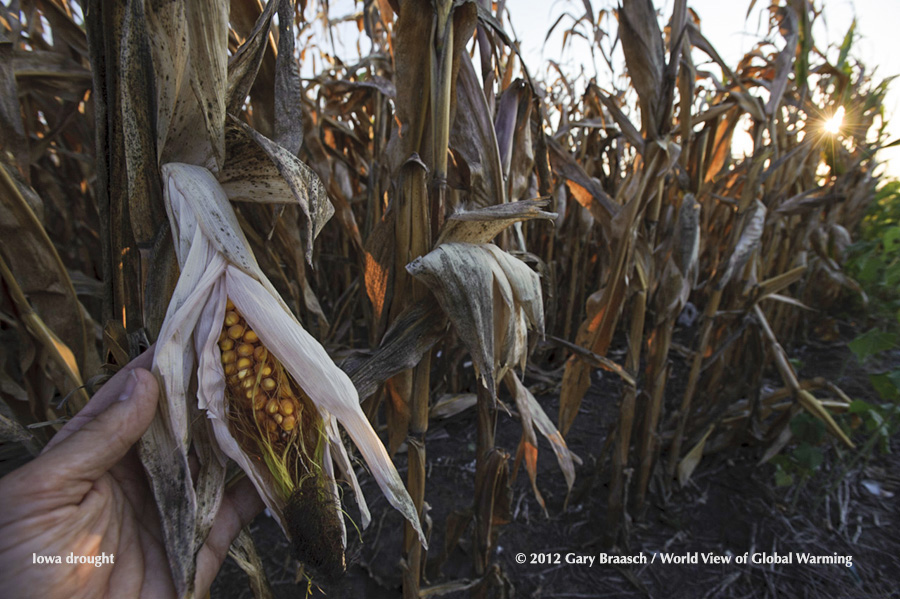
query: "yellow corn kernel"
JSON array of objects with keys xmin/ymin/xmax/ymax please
[{"xmin": 253, "ymin": 393, "xmax": 267, "ymax": 410}]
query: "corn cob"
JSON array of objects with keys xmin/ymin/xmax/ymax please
[
  {"xmin": 218, "ymin": 297, "xmax": 345, "ymax": 581},
  {"xmin": 218, "ymin": 297, "xmax": 328, "ymax": 462}
]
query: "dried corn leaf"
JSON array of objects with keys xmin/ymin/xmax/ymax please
[
  {"xmin": 184, "ymin": 0, "xmax": 228, "ymax": 170},
  {"xmin": 675, "ymin": 193, "xmax": 700, "ymax": 277},
  {"xmin": 430, "ymin": 393, "xmax": 478, "ymax": 419},
  {"xmin": 765, "ymin": 5, "xmax": 799, "ymax": 117},
  {"xmin": 274, "ymin": 0, "xmax": 302, "ymax": 155},
  {"xmin": 436, "ymin": 199, "xmax": 556, "ymax": 245},
  {"xmin": 547, "ymin": 137, "xmax": 618, "ymax": 221},
  {"xmin": 227, "ymin": 528, "xmax": 274, "ymax": 599},
  {"xmin": 0, "ymin": 36, "xmax": 27, "ymax": 178},
  {"xmin": 0, "ymin": 164, "xmax": 96, "ymax": 376},
  {"xmin": 225, "ymin": 0, "xmax": 277, "ymax": 115},
  {"xmin": 449, "ymin": 52, "xmax": 505, "ymax": 207},
  {"xmin": 506, "ymin": 372, "xmax": 577, "ymax": 494},
  {"xmin": 120, "ymin": 0, "xmax": 165, "ymax": 244},
  {"xmin": 407, "ymin": 243, "xmax": 543, "ymax": 395},
  {"xmin": 619, "ymin": 0, "xmax": 665, "ymax": 136},
  {"xmin": 219, "ymin": 118, "xmax": 333, "ymax": 256},
  {"xmin": 145, "ymin": 0, "xmax": 188, "ymax": 161},
  {"xmin": 677, "ymin": 424, "xmax": 714, "ymax": 487},
  {"xmin": 718, "ymin": 199, "xmax": 766, "ymax": 289},
  {"xmin": 347, "ymin": 301, "xmax": 448, "ymax": 401}
]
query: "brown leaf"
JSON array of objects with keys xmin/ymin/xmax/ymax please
[
  {"xmin": 274, "ymin": 0, "xmax": 303, "ymax": 155},
  {"xmin": 407, "ymin": 243, "xmax": 543, "ymax": 395},
  {"xmin": 145, "ymin": 0, "xmax": 188, "ymax": 161},
  {"xmin": 120, "ymin": 0, "xmax": 164, "ymax": 244},
  {"xmin": 346, "ymin": 301, "xmax": 447, "ymax": 401},
  {"xmin": 0, "ymin": 164, "xmax": 97, "ymax": 378},
  {"xmin": 547, "ymin": 136, "xmax": 618, "ymax": 222},
  {"xmin": 436, "ymin": 198, "xmax": 556, "ymax": 245},
  {"xmin": 0, "ymin": 38, "xmax": 28, "ymax": 179},
  {"xmin": 619, "ymin": 0, "xmax": 665, "ymax": 136},
  {"xmin": 225, "ymin": 0, "xmax": 276, "ymax": 116},
  {"xmin": 449, "ymin": 52, "xmax": 505, "ymax": 207},
  {"xmin": 219, "ymin": 118, "xmax": 333, "ymax": 257}
]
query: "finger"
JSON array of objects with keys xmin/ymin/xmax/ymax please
[
  {"xmin": 44, "ymin": 346, "xmax": 155, "ymax": 451},
  {"xmin": 194, "ymin": 476, "xmax": 265, "ymax": 596},
  {"xmin": 37, "ymin": 368, "xmax": 159, "ymax": 485}
]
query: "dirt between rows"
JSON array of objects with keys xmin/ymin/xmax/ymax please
[{"xmin": 212, "ymin": 322, "xmax": 900, "ymax": 599}]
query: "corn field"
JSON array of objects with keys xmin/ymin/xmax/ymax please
[{"xmin": 0, "ymin": 0, "xmax": 893, "ymax": 597}]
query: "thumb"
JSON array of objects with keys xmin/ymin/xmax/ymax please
[{"xmin": 38, "ymin": 368, "xmax": 159, "ymax": 483}]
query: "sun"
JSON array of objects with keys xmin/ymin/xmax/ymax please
[{"xmin": 823, "ymin": 106, "xmax": 845, "ymax": 135}]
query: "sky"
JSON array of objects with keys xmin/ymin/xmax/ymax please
[
  {"xmin": 316, "ymin": 0, "xmax": 899, "ymax": 177},
  {"xmin": 506, "ymin": 0, "xmax": 900, "ymax": 178}
]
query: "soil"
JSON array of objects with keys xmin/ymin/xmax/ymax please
[{"xmin": 210, "ymin": 318, "xmax": 900, "ymax": 599}]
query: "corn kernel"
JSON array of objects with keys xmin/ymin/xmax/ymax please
[
  {"xmin": 224, "ymin": 311, "xmax": 240, "ymax": 326},
  {"xmin": 226, "ymin": 298, "xmax": 235, "ymax": 310},
  {"xmin": 219, "ymin": 338, "xmax": 234, "ymax": 351},
  {"xmin": 266, "ymin": 398, "xmax": 279, "ymax": 414},
  {"xmin": 253, "ymin": 346, "xmax": 268, "ymax": 362},
  {"xmin": 273, "ymin": 413, "xmax": 283, "ymax": 425},
  {"xmin": 253, "ymin": 393, "xmax": 267, "ymax": 410},
  {"xmin": 282, "ymin": 415, "xmax": 296, "ymax": 431},
  {"xmin": 227, "ymin": 324, "xmax": 245, "ymax": 340},
  {"xmin": 237, "ymin": 343, "xmax": 254, "ymax": 357},
  {"xmin": 237, "ymin": 369, "xmax": 250, "ymax": 380},
  {"xmin": 261, "ymin": 378, "xmax": 276, "ymax": 391},
  {"xmin": 243, "ymin": 330, "xmax": 259, "ymax": 343},
  {"xmin": 241, "ymin": 378, "xmax": 254, "ymax": 390},
  {"xmin": 236, "ymin": 357, "xmax": 252, "ymax": 370},
  {"xmin": 280, "ymin": 399, "xmax": 295, "ymax": 415},
  {"xmin": 221, "ymin": 350, "xmax": 236, "ymax": 364},
  {"xmin": 224, "ymin": 364, "xmax": 236, "ymax": 376}
]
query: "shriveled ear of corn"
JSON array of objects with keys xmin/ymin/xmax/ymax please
[{"xmin": 149, "ymin": 163, "xmax": 424, "ymax": 590}]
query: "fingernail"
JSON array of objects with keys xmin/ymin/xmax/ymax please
[{"xmin": 117, "ymin": 371, "xmax": 139, "ymax": 402}]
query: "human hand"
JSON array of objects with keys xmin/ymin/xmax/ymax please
[{"xmin": 0, "ymin": 350, "xmax": 264, "ymax": 599}]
